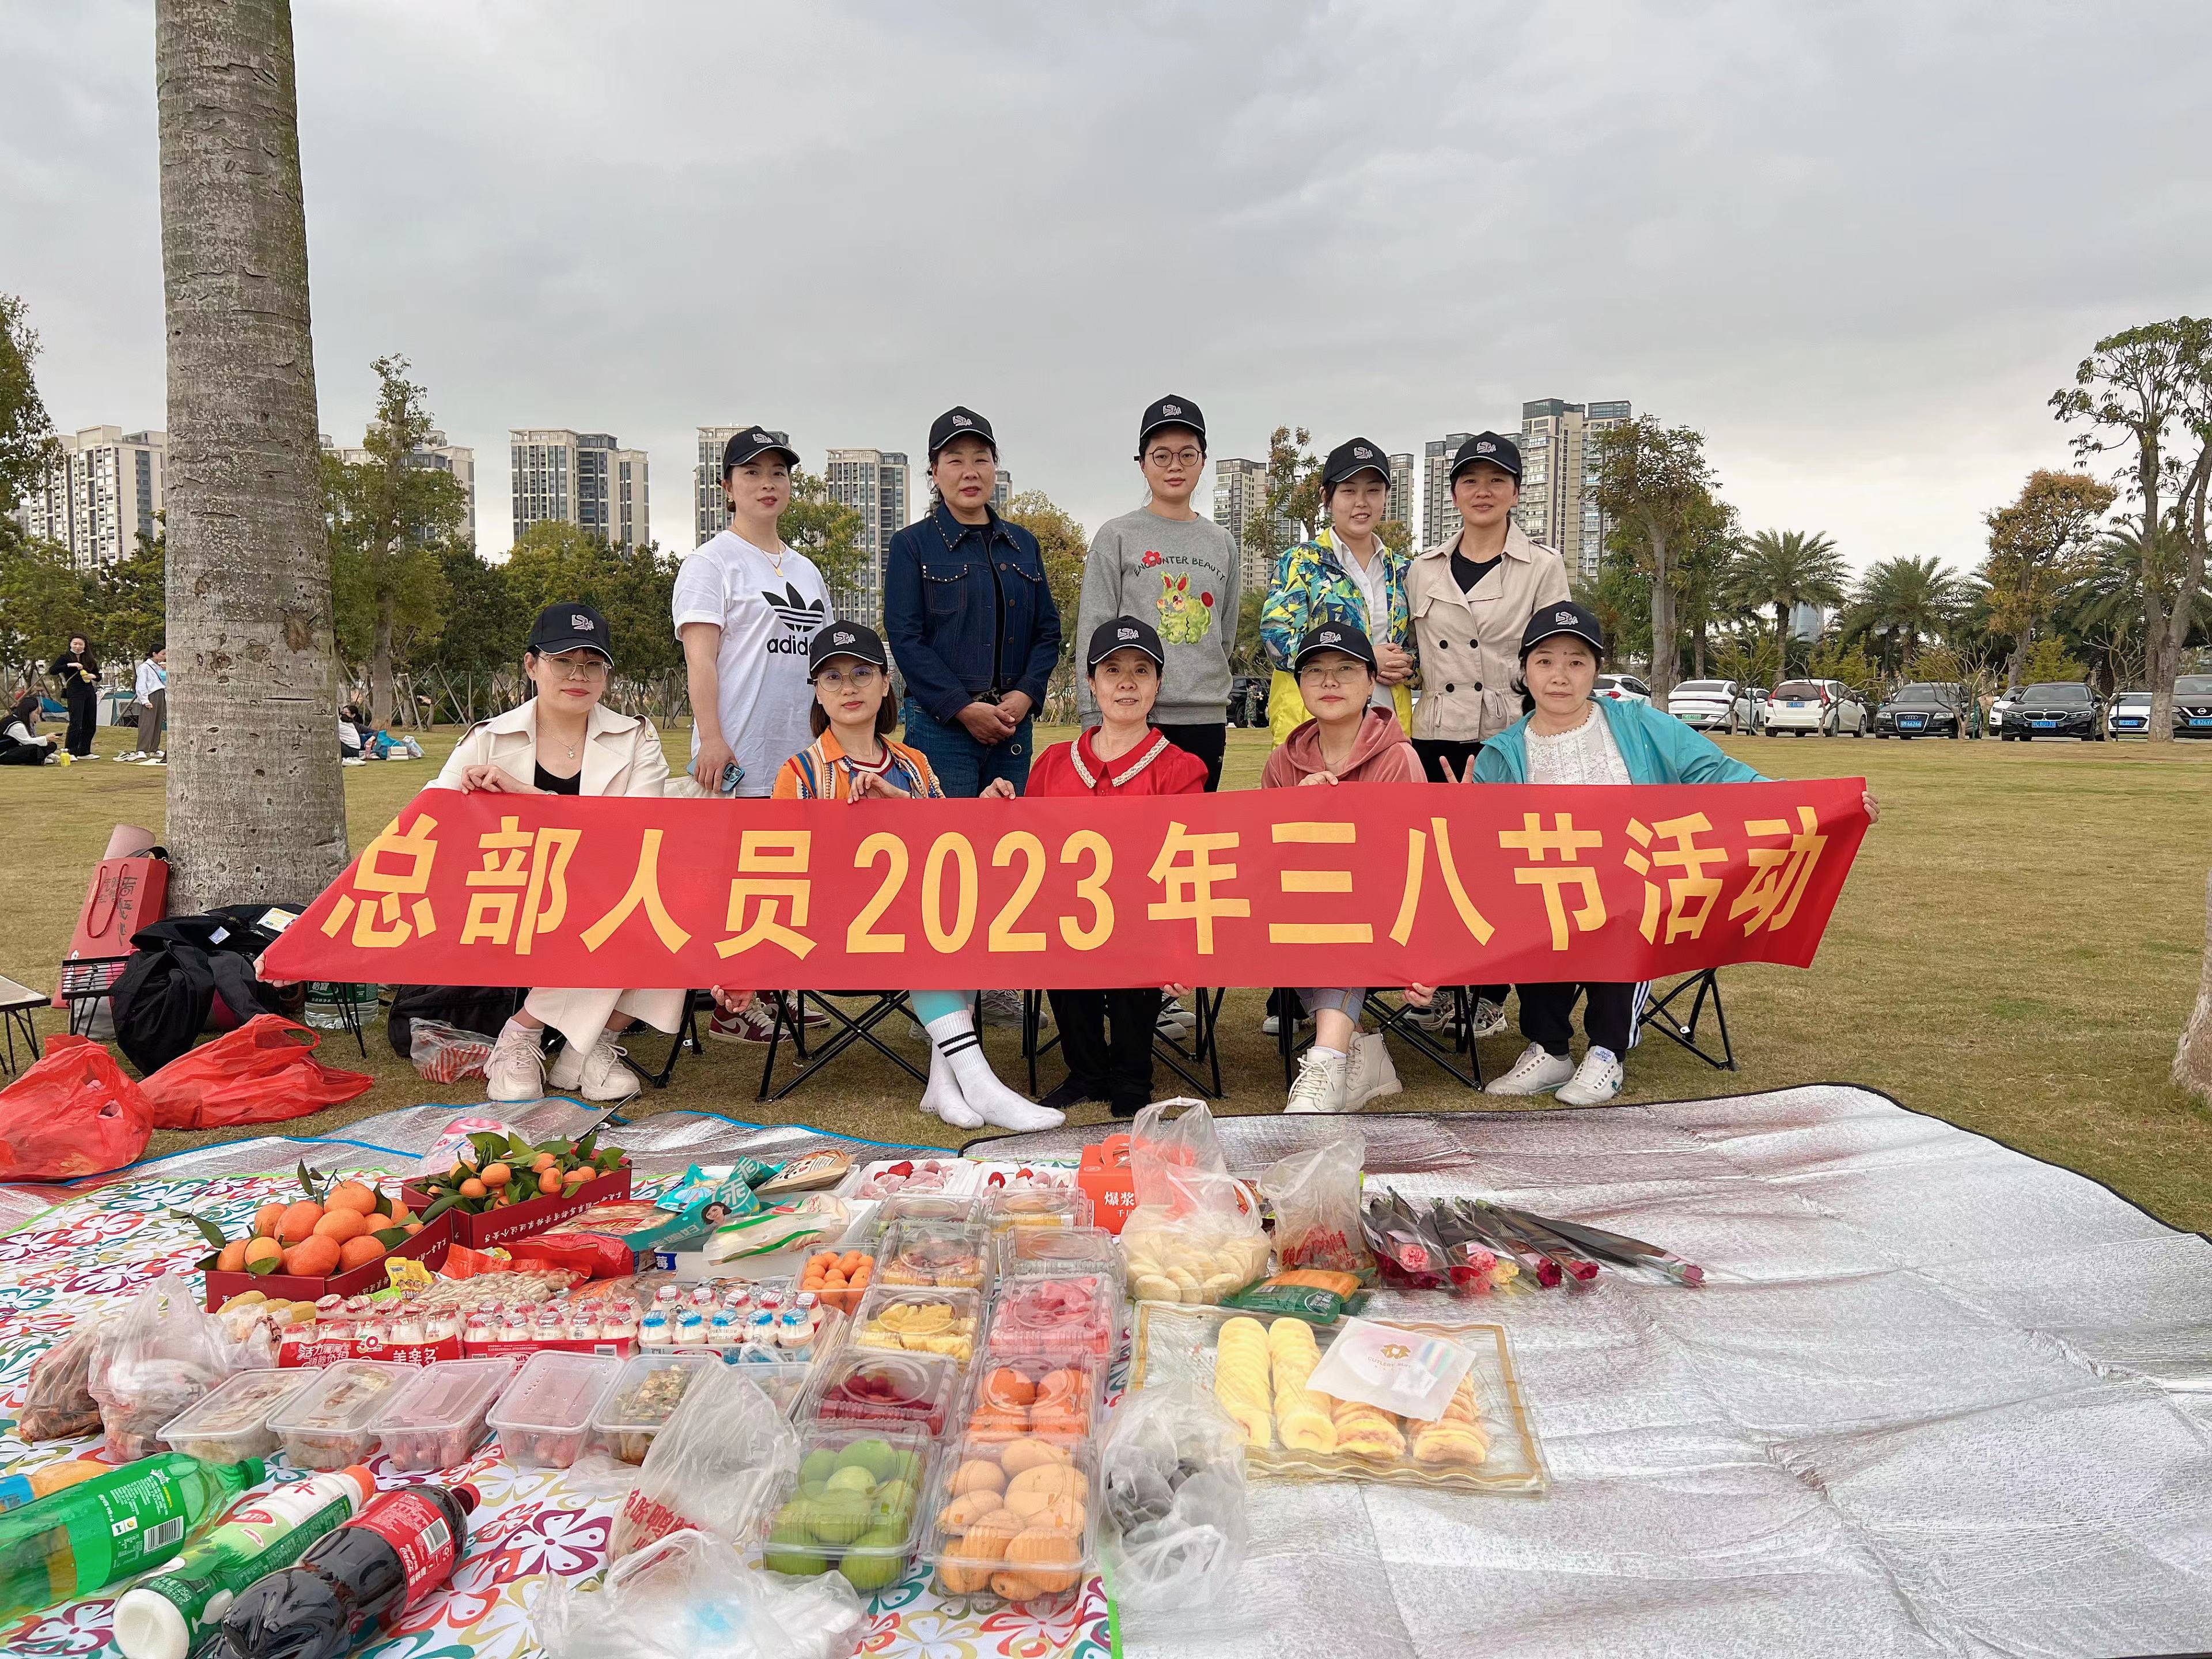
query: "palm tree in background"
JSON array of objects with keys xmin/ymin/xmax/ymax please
[
  {"xmin": 1734, "ymin": 529, "xmax": 1847, "ymax": 669},
  {"xmin": 1847, "ymin": 555, "xmax": 1969, "ymax": 670}
]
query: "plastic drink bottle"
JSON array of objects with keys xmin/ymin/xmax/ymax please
[
  {"xmin": 0, "ymin": 1454, "xmax": 265, "ymax": 1623},
  {"xmin": 218, "ymin": 1482, "xmax": 476, "ymax": 1659},
  {"xmin": 0, "ymin": 1461, "xmax": 105, "ymax": 1512},
  {"xmin": 113, "ymin": 1467, "xmax": 377, "ymax": 1659}
]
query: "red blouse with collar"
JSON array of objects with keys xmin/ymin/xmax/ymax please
[{"xmin": 1025, "ymin": 726, "xmax": 1210, "ymax": 798}]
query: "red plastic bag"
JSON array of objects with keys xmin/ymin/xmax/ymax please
[
  {"xmin": 0, "ymin": 1034, "xmax": 153, "ymax": 1179},
  {"xmin": 138, "ymin": 1014, "xmax": 373, "ymax": 1130}
]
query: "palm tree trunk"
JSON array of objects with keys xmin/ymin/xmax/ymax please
[
  {"xmin": 2175, "ymin": 868, "xmax": 2212, "ymax": 1101},
  {"xmin": 157, "ymin": 0, "xmax": 346, "ymax": 911}
]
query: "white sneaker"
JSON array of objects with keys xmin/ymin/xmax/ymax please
[
  {"xmin": 1485, "ymin": 1043, "xmax": 1575, "ymax": 1097},
  {"xmin": 1467, "ymin": 998, "xmax": 1508, "ymax": 1040},
  {"xmin": 484, "ymin": 1021, "xmax": 546, "ymax": 1103},
  {"xmin": 545, "ymin": 1031, "xmax": 641, "ymax": 1103},
  {"xmin": 1156, "ymin": 998, "xmax": 1195, "ymax": 1039},
  {"xmin": 1261, "ymin": 1010, "xmax": 1311, "ymax": 1037},
  {"xmin": 1285, "ymin": 1048, "xmax": 1350, "ymax": 1113},
  {"xmin": 977, "ymin": 988, "xmax": 1027, "ymax": 1028},
  {"xmin": 118, "ymin": 751, "xmax": 141, "ymax": 762},
  {"xmin": 341, "ymin": 757, "xmax": 367, "ymax": 767},
  {"xmin": 1344, "ymin": 1032, "xmax": 1402, "ymax": 1111},
  {"xmin": 1400, "ymin": 997, "xmax": 1457, "ymax": 1034},
  {"xmin": 1555, "ymin": 1046, "xmax": 1625, "ymax": 1106}
]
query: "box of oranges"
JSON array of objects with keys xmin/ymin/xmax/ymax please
[
  {"xmin": 194, "ymin": 1164, "xmax": 453, "ymax": 1310},
  {"xmin": 402, "ymin": 1129, "xmax": 634, "ymax": 1249}
]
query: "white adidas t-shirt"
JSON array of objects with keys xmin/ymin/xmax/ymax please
[{"xmin": 671, "ymin": 529, "xmax": 829, "ymax": 797}]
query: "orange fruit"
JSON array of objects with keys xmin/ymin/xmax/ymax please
[
  {"xmin": 313, "ymin": 1209, "xmax": 368, "ymax": 1243},
  {"xmin": 244, "ymin": 1237, "xmax": 283, "ymax": 1268},
  {"xmin": 532, "ymin": 1152, "xmax": 558, "ymax": 1171},
  {"xmin": 403, "ymin": 1220, "xmax": 422, "ymax": 1234},
  {"xmin": 216, "ymin": 1240, "xmax": 249, "ymax": 1273},
  {"xmin": 338, "ymin": 1236, "xmax": 388, "ymax": 1271},
  {"xmin": 480, "ymin": 1163, "xmax": 512, "ymax": 1188},
  {"xmin": 537, "ymin": 1172, "xmax": 562, "ymax": 1197},
  {"xmin": 327, "ymin": 1181, "xmax": 377, "ymax": 1214},
  {"xmin": 282, "ymin": 1235, "xmax": 342, "ymax": 1278},
  {"xmin": 450, "ymin": 1157, "xmax": 475, "ymax": 1178},
  {"xmin": 252, "ymin": 1202, "xmax": 287, "ymax": 1239},
  {"xmin": 460, "ymin": 1179, "xmax": 486, "ymax": 1200},
  {"xmin": 278, "ymin": 1202, "xmax": 325, "ymax": 1244},
  {"xmin": 385, "ymin": 1205, "xmax": 414, "ymax": 1229}
]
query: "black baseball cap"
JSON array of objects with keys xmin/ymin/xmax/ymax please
[
  {"xmin": 807, "ymin": 620, "xmax": 888, "ymax": 678},
  {"xmin": 1320, "ymin": 437, "xmax": 1390, "ymax": 490},
  {"xmin": 527, "ymin": 603, "xmax": 613, "ymax": 661},
  {"xmin": 1086, "ymin": 615, "xmax": 1166, "ymax": 672},
  {"xmin": 1518, "ymin": 600, "xmax": 1607, "ymax": 661},
  {"xmin": 723, "ymin": 427, "xmax": 800, "ymax": 475},
  {"xmin": 1293, "ymin": 622, "xmax": 1377, "ymax": 672},
  {"xmin": 1137, "ymin": 396, "xmax": 1206, "ymax": 454},
  {"xmin": 929, "ymin": 406, "xmax": 997, "ymax": 461},
  {"xmin": 1449, "ymin": 431, "xmax": 1522, "ymax": 483}
]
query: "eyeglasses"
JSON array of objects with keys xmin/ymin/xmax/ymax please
[
  {"xmin": 544, "ymin": 656, "xmax": 608, "ymax": 681},
  {"xmin": 1298, "ymin": 664, "xmax": 1368, "ymax": 686},
  {"xmin": 1146, "ymin": 447, "xmax": 1203, "ymax": 469},
  {"xmin": 816, "ymin": 665, "xmax": 883, "ymax": 691}
]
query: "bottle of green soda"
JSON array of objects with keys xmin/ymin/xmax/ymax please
[{"xmin": 0, "ymin": 1453, "xmax": 264, "ymax": 1623}]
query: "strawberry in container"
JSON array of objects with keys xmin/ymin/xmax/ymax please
[
  {"xmin": 846, "ymin": 1158, "xmax": 973, "ymax": 1201},
  {"xmin": 373, "ymin": 1358, "xmax": 514, "ymax": 1472},
  {"xmin": 813, "ymin": 1350, "xmax": 961, "ymax": 1435}
]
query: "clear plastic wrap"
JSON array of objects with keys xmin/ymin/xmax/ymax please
[
  {"xmin": 89, "ymin": 1274, "xmax": 257, "ymax": 1461},
  {"xmin": 18, "ymin": 1310, "xmax": 107, "ymax": 1442},
  {"xmin": 1099, "ymin": 1380, "xmax": 1249, "ymax": 1611},
  {"xmin": 1119, "ymin": 1101, "xmax": 1267, "ymax": 1306},
  {"xmin": 610, "ymin": 1365, "xmax": 798, "ymax": 1559},
  {"xmin": 409, "ymin": 1020, "xmax": 495, "ymax": 1084},
  {"xmin": 1257, "ymin": 1126, "xmax": 1373, "ymax": 1282},
  {"xmin": 536, "ymin": 1527, "xmax": 866, "ymax": 1659}
]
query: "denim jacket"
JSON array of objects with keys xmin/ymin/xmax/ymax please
[{"xmin": 884, "ymin": 503, "xmax": 1063, "ymax": 724}]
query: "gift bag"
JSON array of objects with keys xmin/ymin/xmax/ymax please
[
  {"xmin": 611, "ymin": 1366, "xmax": 798, "ymax": 1559},
  {"xmin": 0, "ymin": 1033, "xmax": 153, "ymax": 1179},
  {"xmin": 1119, "ymin": 1100, "xmax": 1268, "ymax": 1305},
  {"xmin": 137, "ymin": 1014, "xmax": 373, "ymax": 1130},
  {"xmin": 60, "ymin": 847, "xmax": 168, "ymax": 969},
  {"xmin": 1100, "ymin": 1381, "xmax": 1249, "ymax": 1611}
]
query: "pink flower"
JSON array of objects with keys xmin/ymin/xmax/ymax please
[{"xmin": 1140, "ymin": 550, "xmax": 1161, "ymax": 566}]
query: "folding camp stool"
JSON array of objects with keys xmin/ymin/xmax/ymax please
[
  {"xmin": 1636, "ymin": 968, "xmax": 1737, "ymax": 1070},
  {"xmin": 620, "ymin": 989, "xmax": 710, "ymax": 1089},
  {"xmin": 755, "ymin": 990, "xmax": 926, "ymax": 1104},
  {"xmin": 56, "ymin": 956, "xmax": 131, "ymax": 1038},
  {"xmin": 0, "ymin": 976, "xmax": 45, "ymax": 1075},
  {"xmin": 1021, "ymin": 988, "xmax": 1226, "ymax": 1100}
]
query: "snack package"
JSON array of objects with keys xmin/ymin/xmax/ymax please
[
  {"xmin": 19, "ymin": 1311, "xmax": 107, "ymax": 1441},
  {"xmin": 89, "ymin": 1274, "xmax": 253, "ymax": 1460},
  {"xmin": 654, "ymin": 1164, "xmax": 767, "ymax": 1229},
  {"xmin": 611, "ymin": 1365, "xmax": 798, "ymax": 1559},
  {"xmin": 1118, "ymin": 1101, "xmax": 1267, "ymax": 1305},
  {"xmin": 704, "ymin": 1204, "xmax": 846, "ymax": 1265},
  {"xmin": 1257, "ymin": 1127, "xmax": 1373, "ymax": 1283},
  {"xmin": 1305, "ymin": 1317, "xmax": 1475, "ymax": 1423},
  {"xmin": 1099, "ymin": 1380, "xmax": 1249, "ymax": 1612},
  {"xmin": 536, "ymin": 1525, "xmax": 866, "ymax": 1659},
  {"xmin": 1219, "ymin": 1270, "xmax": 1369, "ymax": 1326}
]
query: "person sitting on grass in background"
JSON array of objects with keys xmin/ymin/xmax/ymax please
[
  {"xmin": 1261, "ymin": 623, "xmax": 1429, "ymax": 1115},
  {"xmin": 1469, "ymin": 600, "xmax": 1882, "ymax": 1105},
  {"xmin": 1027, "ymin": 616, "xmax": 1209, "ymax": 1118},
  {"xmin": 434, "ymin": 602, "xmax": 684, "ymax": 1106},
  {"xmin": 709, "ymin": 619, "xmax": 1065, "ymax": 1134},
  {"xmin": 0, "ymin": 685, "xmax": 60, "ymax": 766}
]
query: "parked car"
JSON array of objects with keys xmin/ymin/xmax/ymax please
[
  {"xmin": 2173, "ymin": 675, "xmax": 2212, "ymax": 738},
  {"xmin": 1764, "ymin": 678, "xmax": 1866, "ymax": 737},
  {"xmin": 1745, "ymin": 689, "xmax": 1770, "ymax": 734},
  {"xmin": 1227, "ymin": 675, "xmax": 1269, "ymax": 728},
  {"xmin": 1666, "ymin": 679, "xmax": 1754, "ymax": 734},
  {"xmin": 1595, "ymin": 673, "xmax": 1652, "ymax": 705},
  {"xmin": 2107, "ymin": 690, "xmax": 2153, "ymax": 739},
  {"xmin": 1990, "ymin": 687, "xmax": 2022, "ymax": 735},
  {"xmin": 2002, "ymin": 680, "xmax": 2105, "ymax": 741},
  {"xmin": 1874, "ymin": 681, "xmax": 1978, "ymax": 739}
]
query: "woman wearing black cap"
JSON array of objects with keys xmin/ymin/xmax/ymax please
[
  {"xmin": 882, "ymin": 406, "xmax": 1062, "ymax": 799},
  {"xmin": 1472, "ymin": 601, "xmax": 1880, "ymax": 1105},
  {"xmin": 433, "ymin": 602, "xmax": 683, "ymax": 1106}
]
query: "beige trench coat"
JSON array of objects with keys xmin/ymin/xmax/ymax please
[
  {"xmin": 1406, "ymin": 520, "xmax": 1572, "ymax": 743},
  {"xmin": 431, "ymin": 700, "xmax": 687, "ymax": 1052}
]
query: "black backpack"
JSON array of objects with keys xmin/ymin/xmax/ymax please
[
  {"xmin": 386, "ymin": 982, "xmax": 527, "ymax": 1060},
  {"xmin": 109, "ymin": 907, "xmax": 305, "ymax": 1075}
]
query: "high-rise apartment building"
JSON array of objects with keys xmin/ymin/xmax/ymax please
[
  {"xmin": 325, "ymin": 431, "xmax": 476, "ymax": 544},
  {"xmin": 510, "ymin": 429, "xmax": 648, "ymax": 548},
  {"xmin": 1387, "ymin": 453, "xmax": 1415, "ymax": 539},
  {"xmin": 1212, "ymin": 457, "xmax": 1278, "ymax": 592},
  {"xmin": 693, "ymin": 426, "xmax": 748, "ymax": 547},
  {"xmin": 823, "ymin": 448, "xmax": 912, "ymax": 624},
  {"xmin": 12, "ymin": 426, "xmax": 165, "ymax": 570},
  {"xmin": 1421, "ymin": 433, "xmax": 1473, "ymax": 550},
  {"xmin": 1518, "ymin": 399, "xmax": 1631, "ymax": 578},
  {"xmin": 991, "ymin": 471, "xmax": 1013, "ymax": 514}
]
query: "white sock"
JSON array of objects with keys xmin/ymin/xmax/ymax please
[
  {"xmin": 923, "ymin": 1009, "xmax": 1062, "ymax": 1132},
  {"xmin": 921, "ymin": 1043, "xmax": 983, "ymax": 1130},
  {"xmin": 1310, "ymin": 1046, "xmax": 1347, "ymax": 1063}
]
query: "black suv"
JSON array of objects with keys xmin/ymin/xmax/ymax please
[
  {"xmin": 2173, "ymin": 675, "xmax": 2212, "ymax": 738},
  {"xmin": 1874, "ymin": 682, "xmax": 1978, "ymax": 738},
  {"xmin": 2002, "ymin": 681, "xmax": 2105, "ymax": 741}
]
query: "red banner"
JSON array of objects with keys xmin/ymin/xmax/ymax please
[{"xmin": 260, "ymin": 781, "xmax": 1867, "ymax": 992}]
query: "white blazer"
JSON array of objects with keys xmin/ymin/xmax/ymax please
[{"xmin": 429, "ymin": 699, "xmax": 685, "ymax": 1055}]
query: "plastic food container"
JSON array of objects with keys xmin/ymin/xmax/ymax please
[
  {"xmin": 853, "ymin": 1286, "xmax": 984, "ymax": 1365},
  {"xmin": 961, "ymin": 1356, "xmax": 1103, "ymax": 1443},
  {"xmin": 267, "ymin": 1361, "xmax": 409, "ymax": 1471},
  {"xmin": 925, "ymin": 1432, "xmax": 1098, "ymax": 1611},
  {"xmin": 486, "ymin": 1349, "xmax": 622, "ymax": 1468},
  {"xmin": 982, "ymin": 1188, "xmax": 1092, "ymax": 1236},
  {"xmin": 865, "ymin": 1194, "xmax": 980, "ymax": 1237},
  {"xmin": 997, "ymin": 1225, "xmax": 1124, "ymax": 1287},
  {"xmin": 840, "ymin": 1158, "xmax": 979, "ymax": 1202},
  {"xmin": 799, "ymin": 1249, "xmax": 874, "ymax": 1314},
  {"xmin": 813, "ymin": 1350, "xmax": 962, "ymax": 1434},
  {"xmin": 374, "ymin": 1358, "xmax": 514, "ymax": 1471},
  {"xmin": 729, "ymin": 1358, "xmax": 816, "ymax": 1418},
  {"xmin": 985, "ymin": 1274, "xmax": 1119, "ymax": 1361},
  {"xmin": 876, "ymin": 1221, "xmax": 991, "ymax": 1291},
  {"xmin": 590, "ymin": 1351, "xmax": 721, "ymax": 1464},
  {"xmin": 760, "ymin": 1425, "xmax": 936, "ymax": 1596},
  {"xmin": 156, "ymin": 1368, "xmax": 315, "ymax": 1465}
]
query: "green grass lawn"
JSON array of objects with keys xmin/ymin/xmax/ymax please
[{"xmin": 6, "ymin": 722, "xmax": 2210, "ymax": 1233}]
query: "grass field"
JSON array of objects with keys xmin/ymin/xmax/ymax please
[{"xmin": 6, "ymin": 722, "xmax": 2210, "ymax": 1233}]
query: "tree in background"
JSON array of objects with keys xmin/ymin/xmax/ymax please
[
  {"xmin": 432, "ymin": 540, "xmax": 526, "ymax": 677},
  {"xmin": 2018, "ymin": 636, "xmax": 2089, "ymax": 684},
  {"xmin": 156, "ymin": 0, "xmax": 345, "ymax": 910},
  {"xmin": 1376, "ymin": 517, "xmax": 1413, "ymax": 555},
  {"xmin": 2054, "ymin": 515, "xmax": 2210, "ymax": 693},
  {"xmin": 0, "ymin": 532, "xmax": 93, "ymax": 679},
  {"xmin": 780, "ymin": 469, "xmax": 868, "ymax": 602},
  {"xmin": 1735, "ymin": 528, "xmax": 1846, "ymax": 672},
  {"xmin": 1591, "ymin": 416, "xmax": 1718, "ymax": 703},
  {"xmin": 501, "ymin": 521, "xmax": 682, "ymax": 680},
  {"xmin": 1979, "ymin": 469, "xmax": 2115, "ymax": 689},
  {"xmin": 2051, "ymin": 317, "xmax": 2212, "ymax": 743},
  {"xmin": 0, "ymin": 293, "xmax": 57, "ymax": 513},
  {"xmin": 1845, "ymin": 555, "xmax": 1969, "ymax": 672},
  {"xmin": 1230, "ymin": 586, "xmax": 1268, "ymax": 675},
  {"xmin": 1807, "ymin": 637, "xmax": 1883, "ymax": 710},
  {"xmin": 1577, "ymin": 548, "xmax": 1652, "ymax": 669},
  {"xmin": 1671, "ymin": 494, "xmax": 1744, "ymax": 681},
  {"xmin": 323, "ymin": 355, "xmax": 466, "ymax": 726},
  {"xmin": 1262, "ymin": 426, "xmax": 1322, "ymax": 547},
  {"xmin": 1712, "ymin": 631, "xmax": 1783, "ymax": 701},
  {"xmin": 1003, "ymin": 489, "xmax": 1087, "ymax": 694},
  {"xmin": 100, "ymin": 523, "xmax": 169, "ymax": 663}
]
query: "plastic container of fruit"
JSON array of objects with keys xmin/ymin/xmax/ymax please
[
  {"xmin": 980, "ymin": 1187, "xmax": 1092, "ymax": 1236},
  {"xmin": 798, "ymin": 1248, "xmax": 874, "ymax": 1315},
  {"xmin": 486, "ymin": 1349, "xmax": 622, "ymax": 1468},
  {"xmin": 838, "ymin": 1158, "xmax": 980, "ymax": 1203},
  {"xmin": 851, "ymin": 1285, "xmax": 984, "ymax": 1365},
  {"xmin": 266, "ymin": 1361, "xmax": 410, "ymax": 1471},
  {"xmin": 874, "ymin": 1221, "xmax": 991, "ymax": 1291},
  {"xmin": 983, "ymin": 1273, "xmax": 1119, "ymax": 1361},
  {"xmin": 995, "ymin": 1225, "xmax": 1123, "ymax": 1287},
  {"xmin": 156, "ymin": 1368, "xmax": 316, "ymax": 1465},
  {"xmin": 863, "ymin": 1194, "xmax": 980, "ymax": 1238},
  {"xmin": 373, "ymin": 1357, "xmax": 513, "ymax": 1471},
  {"xmin": 959, "ymin": 1356, "xmax": 1104, "ymax": 1444},
  {"xmin": 812, "ymin": 1350, "xmax": 963, "ymax": 1435},
  {"xmin": 923, "ymin": 1431, "xmax": 1099, "ymax": 1611},
  {"xmin": 757, "ymin": 1424, "xmax": 936, "ymax": 1597},
  {"xmin": 590, "ymin": 1351, "xmax": 721, "ymax": 1464}
]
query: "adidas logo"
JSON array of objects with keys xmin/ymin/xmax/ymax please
[{"xmin": 763, "ymin": 582, "xmax": 828, "ymax": 632}]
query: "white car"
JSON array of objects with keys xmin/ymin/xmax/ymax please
[
  {"xmin": 1764, "ymin": 677, "xmax": 1868, "ymax": 737},
  {"xmin": 1991, "ymin": 688, "xmax": 2022, "ymax": 734},
  {"xmin": 1666, "ymin": 679, "xmax": 1754, "ymax": 734},
  {"xmin": 2107, "ymin": 691, "xmax": 2153, "ymax": 739},
  {"xmin": 1745, "ymin": 688, "xmax": 1770, "ymax": 733},
  {"xmin": 1595, "ymin": 673, "xmax": 1652, "ymax": 706}
]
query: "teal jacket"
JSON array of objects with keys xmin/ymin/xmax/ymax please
[{"xmin": 1471, "ymin": 696, "xmax": 1768, "ymax": 785}]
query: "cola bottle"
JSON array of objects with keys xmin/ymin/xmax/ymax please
[{"xmin": 218, "ymin": 1483, "xmax": 476, "ymax": 1659}]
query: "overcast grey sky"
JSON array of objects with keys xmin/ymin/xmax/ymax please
[{"xmin": 7, "ymin": 1, "xmax": 2210, "ymax": 568}]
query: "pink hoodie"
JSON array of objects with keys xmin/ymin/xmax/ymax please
[{"xmin": 1261, "ymin": 707, "xmax": 1422, "ymax": 788}]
